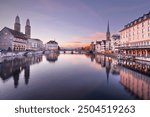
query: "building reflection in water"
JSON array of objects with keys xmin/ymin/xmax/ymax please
[
  {"xmin": 0, "ymin": 55, "xmax": 42, "ymax": 88},
  {"xmin": 119, "ymin": 60, "xmax": 150, "ymax": 100},
  {"xmin": 45, "ymin": 53, "xmax": 59, "ymax": 63},
  {"xmin": 85, "ymin": 54, "xmax": 95, "ymax": 62},
  {"xmin": 95, "ymin": 54, "xmax": 112, "ymax": 84},
  {"xmin": 95, "ymin": 54, "xmax": 150, "ymax": 99}
]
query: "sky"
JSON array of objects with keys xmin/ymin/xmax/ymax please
[{"xmin": 0, "ymin": 0, "xmax": 150, "ymax": 48}]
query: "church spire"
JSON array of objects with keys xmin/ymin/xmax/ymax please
[
  {"xmin": 25, "ymin": 19, "xmax": 31, "ymax": 38},
  {"xmin": 14, "ymin": 15, "xmax": 21, "ymax": 32},
  {"xmin": 106, "ymin": 20, "xmax": 110, "ymax": 41},
  {"xmin": 107, "ymin": 21, "xmax": 110, "ymax": 33}
]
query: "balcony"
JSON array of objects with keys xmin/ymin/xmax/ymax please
[{"xmin": 117, "ymin": 45, "xmax": 150, "ymax": 50}]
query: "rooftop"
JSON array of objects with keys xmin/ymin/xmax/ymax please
[
  {"xmin": 120, "ymin": 11, "xmax": 150, "ymax": 32},
  {"xmin": 31, "ymin": 38, "xmax": 42, "ymax": 42},
  {"xmin": 3, "ymin": 27, "xmax": 27, "ymax": 40},
  {"xmin": 47, "ymin": 40, "xmax": 58, "ymax": 44}
]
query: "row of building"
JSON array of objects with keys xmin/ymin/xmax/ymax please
[
  {"xmin": 90, "ymin": 21, "xmax": 121, "ymax": 54},
  {"xmin": 0, "ymin": 16, "xmax": 59, "ymax": 52},
  {"xmin": 91, "ymin": 11, "xmax": 150, "ymax": 59}
]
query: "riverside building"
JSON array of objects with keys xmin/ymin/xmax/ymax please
[
  {"xmin": 0, "ymin": 16, "xmax": 43, "ymax": 52},
  {"xmin": 95, "ymin": 22, "xmax": 111, "ymax": 53},
  {"xmin": 45, "ymin": 40, "xmax": 58, "ymax": 52},
  {"xmin": 111, "ymin": 34, "xmax": 120, "ymax": 53},
  {"xmin": 119, "ymin": 12, "xmax": 150, "ymax": 60},
  {"xmin": 27, "ymin": 38, "xmax": 43, "ymax": 51},
  {"xmin": 0, "ymin": 16, "xmax": 28, "ymax": 51}
]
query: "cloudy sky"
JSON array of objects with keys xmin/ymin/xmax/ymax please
[{"xmin": 0, "ymin": 0, "xmax": 150, "ymax": 47}]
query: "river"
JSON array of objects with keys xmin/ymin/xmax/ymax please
[{"xmin": 0, "ymin": 53, "xmax": 149, "ymax": 100}]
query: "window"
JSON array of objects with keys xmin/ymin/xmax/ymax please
[
  {"xmin": 148, "ymin": 33, "xmax": 150, "ymax": 38},
  {"xmin": 142, "ymin": 22, "xmax": 144, "ymax": 27},
  {"xmin": 144, "ymin": 16, "xmax": 147, "ymax": 20},
  {"xmin": 148, "ymin": 20, "xmax": 150, "ymax": 25},
  {"xmin": 142, "ymin": 29, "xmax": 144, "ymax": 33},
  {"xmin": 148, "ymin": 27, "xmax": 150, "ymax": 32}
]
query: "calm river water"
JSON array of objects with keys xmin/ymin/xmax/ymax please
[{"xmin": 0, "ymin": 53, "xmax": 150, "ymax": 100}]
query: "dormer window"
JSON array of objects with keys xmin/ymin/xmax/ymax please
[
  {"xmin": 134, "ymin": 21, "xmax": 137, "ymax": 24},
  {"xmin": 144, "ymin": 15, "xmax": 147, "ymax": 19}
]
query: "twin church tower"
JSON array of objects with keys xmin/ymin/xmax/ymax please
[{"xmin": 14, "ymin": 15, "xmax": 31, "ymax": 38}]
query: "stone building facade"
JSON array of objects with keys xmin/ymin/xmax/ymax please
[
  {"xmin": 0, "ymin": 16, "xmax": 43, "ymax": 52},
  {"xmin": 0, "ymin": 27, "xmax": 27, "ymax": 51},
  {"xmin": 27, "ymin": 38, "xmax": 43, "ymax": 51}
]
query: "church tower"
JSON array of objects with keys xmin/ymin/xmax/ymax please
[
  {"xmin": 14, "ymin": 15, "xmax": 21, "ymax": 32},
  {"xmin": 106, "ymin": 21, "xmax": 111, "ymax": 50},
  {"xmin": 25, "ymin": 19, "xmax": 31, "ymax": 38},
  {"xmin": 106, "ymin": 21, "xmax": 111, "ymax": 41}
]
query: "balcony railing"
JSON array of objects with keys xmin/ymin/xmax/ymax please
[{"xmin": 117, "ymin": 44, "xmax": 150, "ymax": 49}]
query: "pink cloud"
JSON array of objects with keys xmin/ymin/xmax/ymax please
[
  {"xmin": 72, "ymin": 32, "xmax": 106, "ymax": 42},
  {"xmin": 59, "ymin": 42, "xmax": 90, "ymax": 48}
]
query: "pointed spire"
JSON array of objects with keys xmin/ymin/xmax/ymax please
[
  {"xmin": 26, "ymin": 19, "xmax": 30, "ymax": 26},
  {"xmin": 106, "ymin": 20, "xmax": 110, "ymax": 41},
  {"xmin": 107, "ymin": 20, "xmax": 110, "ymax": 33},
  {"xmin": 25, "ymin": 18, "xmax": 31, "ymax": 38},
  {"xmin": 14, "ymin": 15, "xmax": 21, "ymax": 32},
  {"xmin": 15, "ymin": 15, "xmax": 20, "ymax": 24}
]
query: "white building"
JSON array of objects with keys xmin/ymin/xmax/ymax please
[
  {"xmin": 101, "ymin": 40, "xmax": 106, "ymax": 53},
  {"xmin": 27, "ymin": 38, "xmax": 43, "ymax": 51},
  {"xmin": 45, "ymin": 40, "xmax": 58, "ymax": 51},
  {"xmin": 120, "ymin": 11, "xmax": 150, "ymax": 58},
  {"xmin": 111, "ymin": 34, "xmax": 120, "ymax": 53},
  {"xmin": 120, "ymin": 12, "xmax": 150, "ymax": 47},
  {"xmin": 95, "ymin": 41, "xmax": 101, "ymax": 53},
  {"xmin": 95, "ymin": 40, "xmax": 106, "ymax": 53}
]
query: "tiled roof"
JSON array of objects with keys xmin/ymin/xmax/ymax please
[
  {"xmin": 120, "ymin": 11, "xmax": 150, "ymax": 32},
  {"xmin": 4, "ymin": 27, "xmax": 27, "ymax": 40},
  {"xmin": 47, "ymin": 40, "xmax": 58, "ymax": 44},
  {"xmin": 31, "ymin": 38, "xmax": 42, "ymax": 42}
]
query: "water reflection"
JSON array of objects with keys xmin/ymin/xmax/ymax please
[
  {"xmin": 85, "ymin": 54, "xmax": 95, "ymax": 62},
  {"xmin": 0, "ymin": 53, "xmax": 150, "ymax": 100},
  {"xmin": 93, "ymin": 54, "xmax": 150, "ymax": 99},
  {"xmin": 45, "ymin": 53, "xmax": 59, "ymax": 63},
  {"xmin": 120, "ymin": 67, "xmax": 150, "ymax": 100},
  {"xmin": 119, "ymin": 60, "xmax": 150, "ymax": 76},
  {"xmin": 119, "ymin": 60, "xmax": 150, "ymax": 100},
  {"xmin": 95, "ymin": 55, "xmax": 112, "ymax": 84},
  {"xmin": 0, "ymin": 55, "xmax": 42, "ymax": 88}
]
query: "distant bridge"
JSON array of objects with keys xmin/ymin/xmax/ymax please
[{"xmin": 60, "ymin": 49, "xmax": 82, "ymax": 54}]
